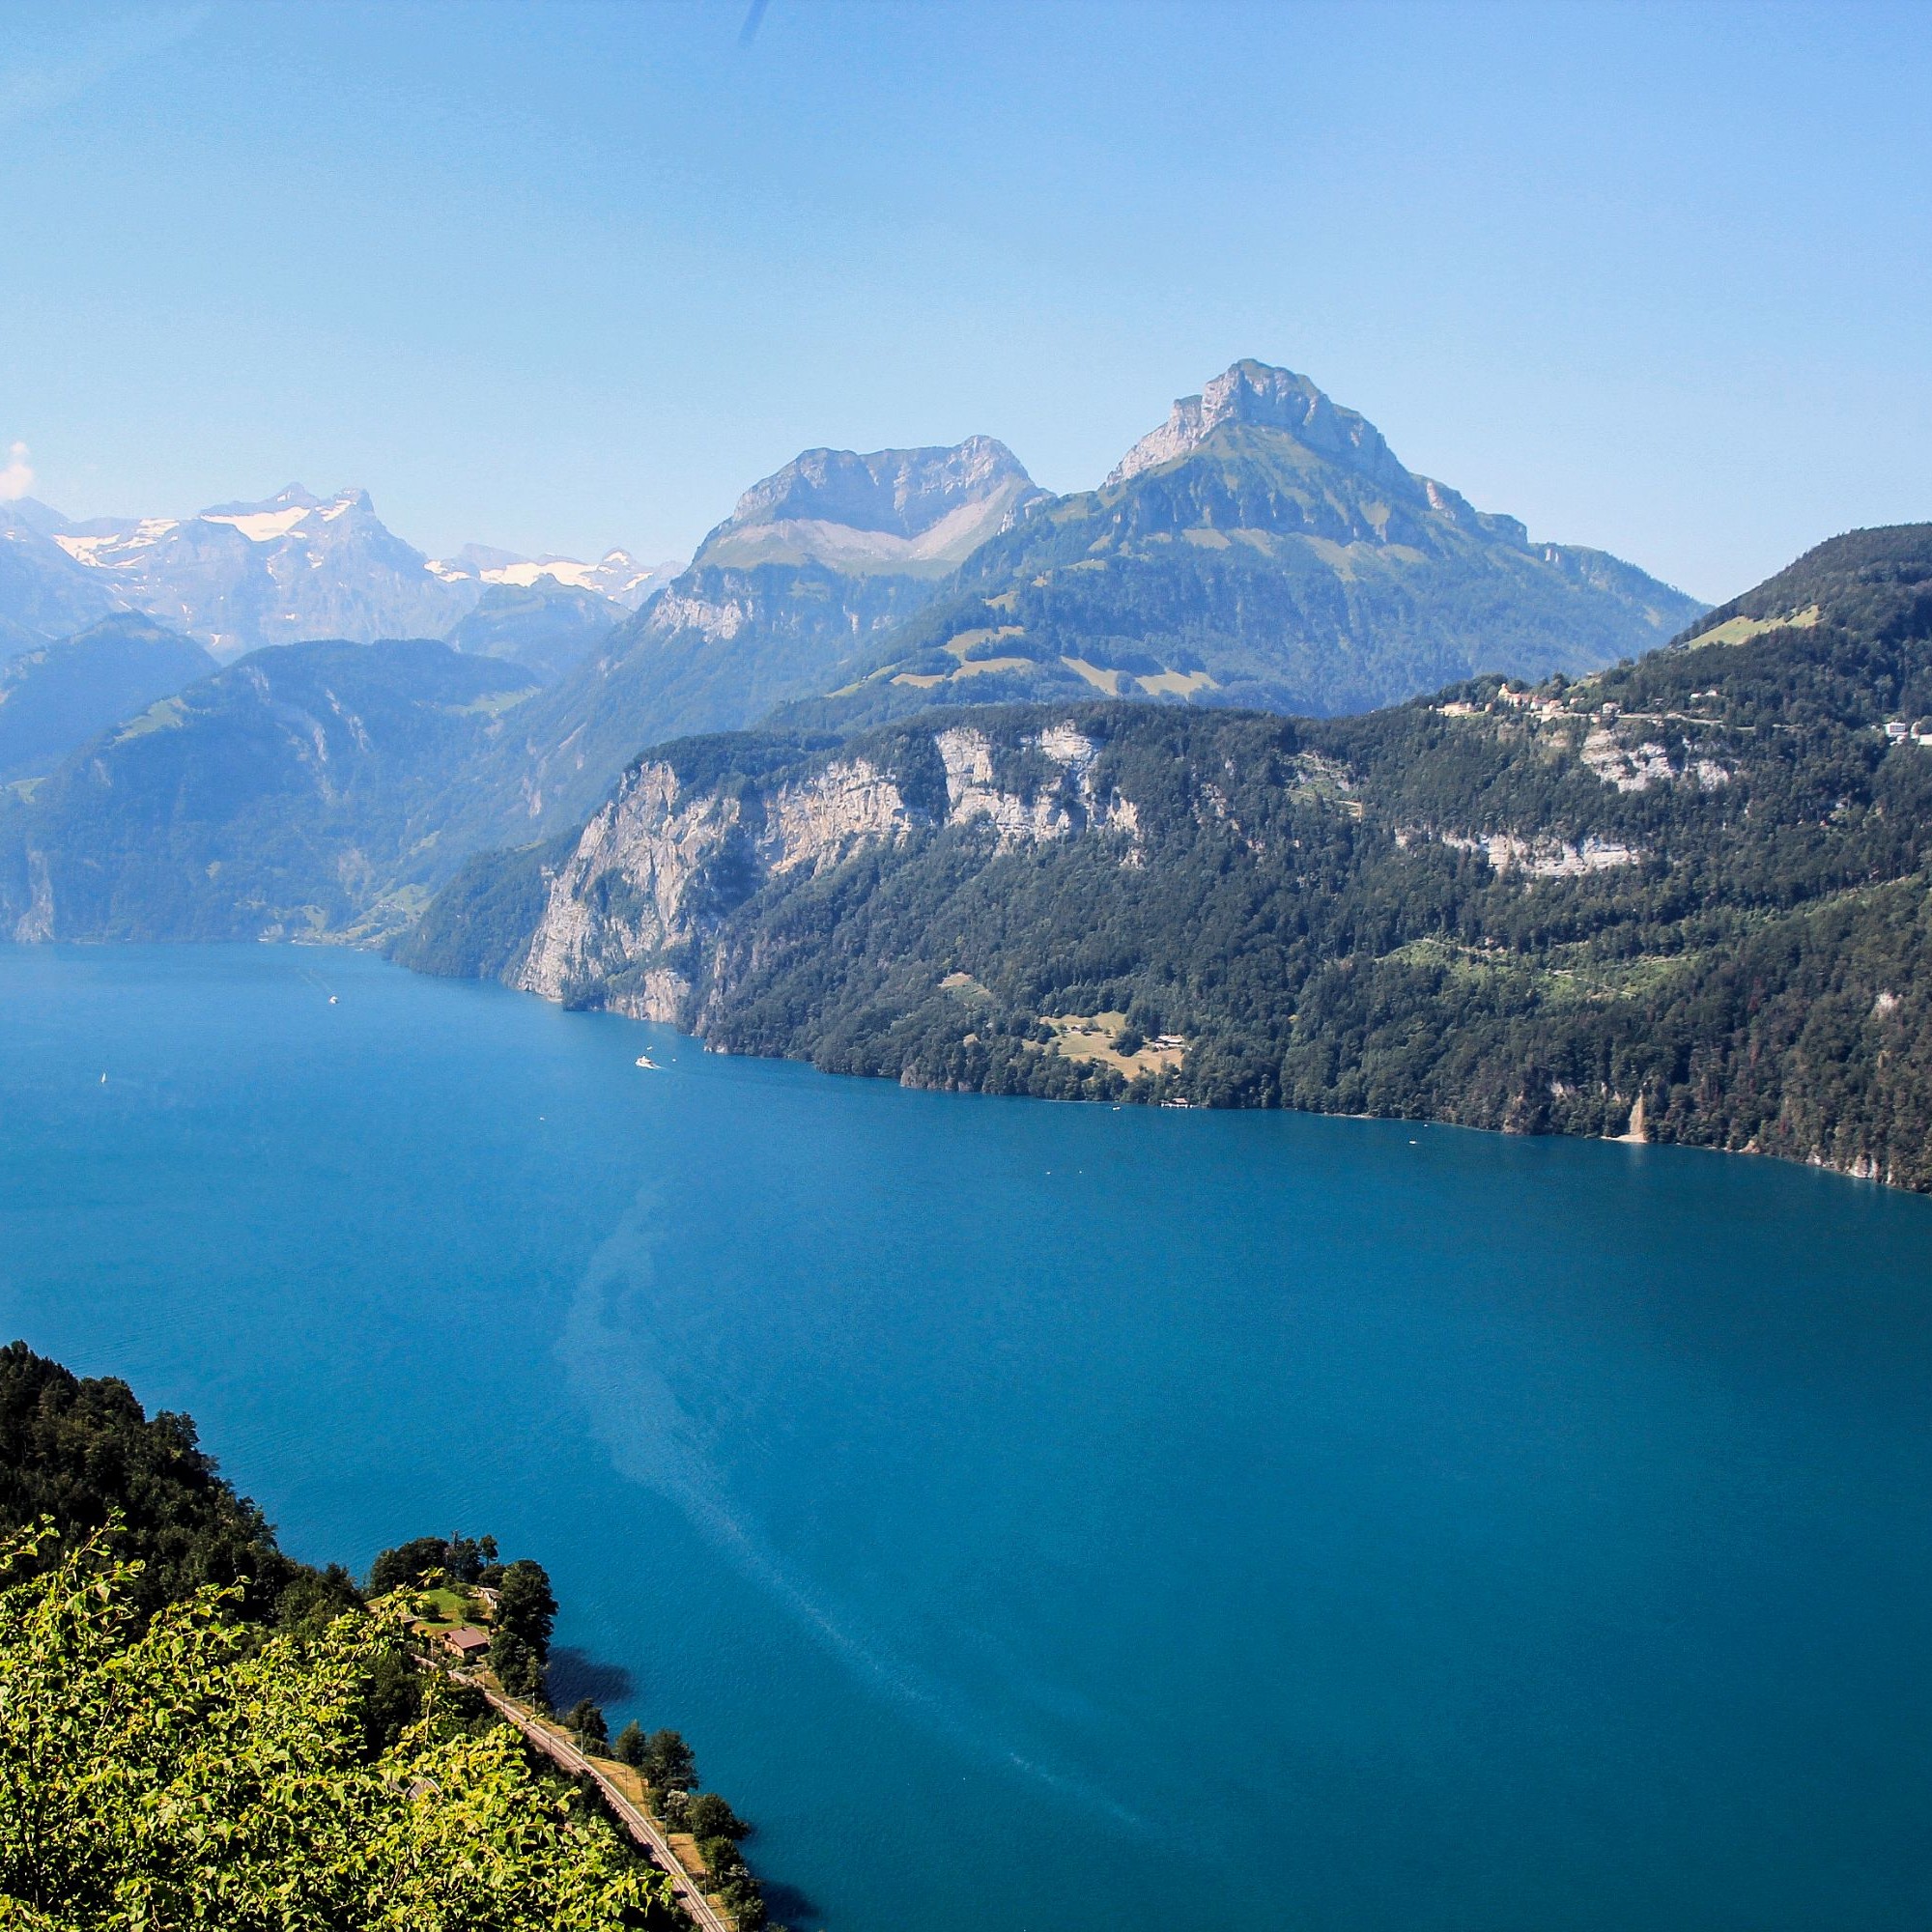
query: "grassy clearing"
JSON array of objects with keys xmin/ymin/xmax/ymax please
[
  {"xmin": 440, "ymin": 688, "xmax": 537, "ymax": 718},
  {"xmin": 942, "ymin": 626, "xmax": 1025, "ymax": 661},
  {"xmin": 1694, "ymin": 605, "xmax": 1823, "ymax": 647},
  {"xmin": 1062, "ymin": 657, "xmax": 1124, "ymax": 694},
  {"xmin": 1041, "ymin": 1010, "xmax": 1186, "ymax": 1078},
  {"xmin": 951, "ymin": 656, "xmax": 1034, "ymax": 679},
  {"xmin": 110, "ymin": 696, "xmax": 187, "ymax": 743},
  {"xmin": 410, "ymin": 1582, "xmax": 494, "ymax": 1631},
  {"xmin": 1379, "ymin": 936, "xmax": 1706, "ymax": 1005}
]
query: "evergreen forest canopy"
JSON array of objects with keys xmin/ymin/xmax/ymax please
[
  {"xmin": 0, "ymin": 1343, "xmax": 772, "ymax": 1931},
  {"xmin": 407, "ymin": 524, "xmax": 1932, "ymax": 1192}
]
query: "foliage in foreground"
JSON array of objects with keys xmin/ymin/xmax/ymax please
[{"xmin": 0, "ymin": 1525, "xmax": 671, "ymax": 1932}]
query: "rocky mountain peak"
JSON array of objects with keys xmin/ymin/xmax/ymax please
[
  {"xmin": 430, "ymin": 543, "xmax": 678, "ymax": 611},
  {"xmin": 693, "ymin": 437, "xmax": 1043, "ymax": 578},
  {"xmin": 721, "ymin": 437, "xmax": 1036, "ymax": 542},
  {"xmin": 201, "ymin": 483, "xmax": 320, "ymax": 518},
  {"xmin": 1106, "ymin": 359, "xmax": 1409, "ymax": 492}
]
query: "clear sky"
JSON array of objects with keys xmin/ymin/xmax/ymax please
[{"xmin": 1, "ymin": 0, "xmax": 1926, "ymax": 600}]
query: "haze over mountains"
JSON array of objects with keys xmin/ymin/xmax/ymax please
[
  {"xmin": 0, "ymin": 484, "xmax": 675, "ymax": 662},
  {"xmin": 447, "ymin": 361, "xmax": 1700, "ymax": 836},
  {"xmin": 803, "ymin": 360, "xmax": 1701, "ymax": 723},
  {"xmin": 0, "ymin": 355, "xmax": 1708, "ymax": 948},
  {"xmin": 691, "ymin": 437, "xmax": 1045, "ymax": 576},
  {"xmin": 0, "ymin": 615, "xmax": 214, "ymax": 785}
]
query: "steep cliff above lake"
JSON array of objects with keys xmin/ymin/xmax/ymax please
[{"xmin": 404, "ymin": 525, "xmax": 1932, "ymax": 1190}]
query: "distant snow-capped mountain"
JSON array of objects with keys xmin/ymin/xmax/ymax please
[
  {"xmin": 429, "ymin": 544, "xmax": 680, "ymax": 611},
  {"xmin": 1, "ymin": 485, "xmax": 673, "ymax": 661},
  {"xmin": 43, "ymin": 485, "xmax": 466, "ymax": 659}
]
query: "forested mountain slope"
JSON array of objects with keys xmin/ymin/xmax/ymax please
[
  {"xmin": 0, "ymin": 614, "xmax": 215, "ymax": 781},
  {"xmin": 406, "ymin": 524, "xmax": 1932, "ymax": 1190},
  {"xmin": 783, "ymin": 360, "xmax": 1702, "ymax": 726},
  {"xmin": 0, "ymin": 639, "xmax": 540, "ymax": 942}
]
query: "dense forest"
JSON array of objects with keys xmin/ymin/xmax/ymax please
[
  {"xmin": 0, "ymin": 1344, "xmax": 773, "ymax": 1931},
  {"xmin": 407, "ymin": 524, "xmax": 1932, "ymax": 1191},
  {"xmin": 0, "ymin": 639, "xmax": 544, "ymax": 943}
]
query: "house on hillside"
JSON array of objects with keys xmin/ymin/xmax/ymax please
[{"xmin": 439, "ymin": 1625, "xmax": 491, "ymax": 1662}]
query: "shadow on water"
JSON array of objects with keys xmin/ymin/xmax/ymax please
[
  {"xmin": 545, "ymin": 1646, "xmax": 637, "ymax": 1707},
  {"xmin": 760, "ymin": 1881, "xmax": 824, "ymax": 1927}
]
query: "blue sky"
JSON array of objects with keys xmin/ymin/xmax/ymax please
[{"xmin": 0, "ymin": 0, "xmax": 1926, "ymax": 599}]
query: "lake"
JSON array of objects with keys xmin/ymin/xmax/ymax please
[{"xmin": 2, "ymin": 943, "xmax": 1930, "ymax": 1930}]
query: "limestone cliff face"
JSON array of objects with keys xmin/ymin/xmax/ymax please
[
  {"xmin": 937, "ymin": 724, "xmax": 1143, "ymax": 857},
  {"xmin": 517, "ymin": 760, "xmax": 746, "ymax": 1014},
  {"xmin": 513, "ymin": 720, "xmax": 1145, "ymax": 1022}
]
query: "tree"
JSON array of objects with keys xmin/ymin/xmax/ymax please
[
  {"xmin": 0, "ymin": 1523, "xmax": 671, "ymax": 1928},
  {"xmin": 562, "ymin": 1698, "xmax": 608, "ymax": 1749},
  {"xmin": 697, "ymin": 1837, "xmax": 766, "ymax": 1931},
  {"xmin": 487, "ymin": 1628, "xmax": 544, "ymax": 1702},
  {"xmin": 0, "ymin": 1343, "xmax": 296, "ymax": 1618},
  {"xmin": 368, "ymin": 1533, "xmax": 501, "ymax": 1596},
  {"xmin": 641, "ymin": 1728, "xmax": 696, "ymax": 1793},
  {"xmin": 444, "ymin": 1533, "xmax": 498, "ymax": 1585},
  {"xmin": 487, "ymin": 1559, "xmax": 557, "ymax": 1702},
  {"xmin": 275, "ymin": 1562, "xmax": 361, "ymax": 1634},
  {"xmin": 611, "ymin": 1720, "xmax": 647, "ymax": 1768},
  {"xmin": 494, "ymin": 1559, "xmax": 556, "ymax": 1659},
  {"xmin": 367, "ymin": 1536, "xmax": 452, "ymax": 1597},
  {"xmin": 688, "ymin": 1792, "xmax": 751, "ymax": 1841}
]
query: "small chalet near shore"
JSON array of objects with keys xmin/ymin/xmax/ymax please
[{"xmin": 438, "ymin": 1625, "xmax": 491, "ymax": 1662}]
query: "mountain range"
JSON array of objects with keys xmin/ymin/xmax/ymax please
[
  {"xmin": 794, "ymin": 360, "xmax": 1700, "ymax": 724},
  {"xmin": 404, "ymin": 522, "xmax": 1932, "ymax": 1191},
  {"xmin": 0, "ymin": 485, "xmax": 676, "ymax": 662},
  {"xmin": 0, "ymin": 355, "xmax": 1707, "ymax": 950},
  {"xmin": 2, "ymin": 358, "xmax": 1927, "ymax": 1190},
  {"xmin": 427, "ymin": 362, "xmax": 1701, "ymax": 845}
]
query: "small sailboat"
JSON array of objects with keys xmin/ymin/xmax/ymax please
[
  {"xmin": 328, "ymin": 995, "xmax": 338, "ymax": 1006},
  {"xmin": 99, "ymin": 1072, "xmax": 107, "ymax": 1085}
]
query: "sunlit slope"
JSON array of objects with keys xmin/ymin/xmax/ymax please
[
  {"xmin": 409, "ymin": 524, "xmax": 1932, "ymax": 1188},
  {"xmin": 795, "ymin": 361, "xmax": 1702, "ymax": 724}
]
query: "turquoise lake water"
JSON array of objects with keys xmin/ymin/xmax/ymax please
[{"xmin": 2, "ymin": 943, "xmax": 1931, "ymax": 1929}]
